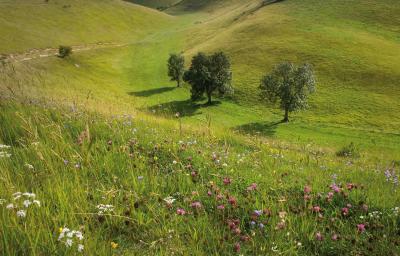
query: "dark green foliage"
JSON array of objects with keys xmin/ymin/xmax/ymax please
[
  {"xmin": 260, "ymin": 62, "xmax": 315, "ymax": 122},
  {"xmin": 167, "ymin": 53, "xmax": 185, "ymax": 87},
  {"xmin": 183, "ymin": 52, "xmax": 233, "ymax": 104},
  {"xmin": 336, "ymin": 142, "xmax": 360, "ymax": 158},
  {"xmin": 58, "ymin": 45, "xmax": 72, "ymax": 58}
]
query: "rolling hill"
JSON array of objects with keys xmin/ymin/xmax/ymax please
[{"xmin": 1, "ymin": 0, "xmax": 400, "ymax": 255}]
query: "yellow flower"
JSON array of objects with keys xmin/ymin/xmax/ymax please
[
  {"xmin": 111, "ymin": 242, "xmax": 118, "ymax": 249},
  {"xmin": 59, "ymin": 227, "xmax": 63, "ymax": 233}
]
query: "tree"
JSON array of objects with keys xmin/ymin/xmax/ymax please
[
  {"xmin": 58, "ymin": 46, "xmax": 72, "ymax": 58},
  {"xmin": 183, "ymin": 52, "xmax": 233, "ymax": 104},
  {"xmin": 259, "ymin": 62, "xmax": 316, "ymax": 122},
  {"xmin": 167, "ymin": 53, "xmax": 185, "ymax": 87}
]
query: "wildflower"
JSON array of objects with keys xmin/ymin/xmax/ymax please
[
  {"xmin": 137, "ymin": 176, "xmax": 144, "ymax": 181},
  {"xmin": 111, "ymin": 242, "xmax": 118, "ymax": 249},
  {"xmin": 228, "ymin": 196, "xmax": 237, "ymax": 206},
  {"xmin": 16, "ymin": 210, "xmax": 26, "ymax": 218},
  {"xmin": 304, "ymin": 185, "xmax": 311, "ymax": 194},
  {"xmin": 207, "ymin": 191, "xmax": 212, "ymax": 196},
  {"xmin": 253, "ymin": 210, "xmax": 263, "ymax": 217},
  {"xmin": 259, "ymin": 223, "xmax": 265, "ymax": 229},
  {"xmin": 63, "ymin": 159, "xmax": 69, "ymax": 165},
  {"xmin": 191, "ymin": 201, "xmax": 202, "ymax": 209},
  {"xmin": 223, "ymin": 177, "xmax": 232, "ymax": 185},
  {"xmin": 315, "ymin": 232, "xmax": 324, "ymax": 241},
  {"xmin": 172, "ymin": 160, "xmax": 177, "ymax": 165},
  {"xmin": 250, "ymin": 221, "xmax": 256, "ymax": 226},
  {"xmin": 247, "ymin": 183, "xmax": 257, "ymax": 191},
  {"xmin": 163, "ymin": 196, "xmax": 176, "ymax": 205},
  {"xmin": 312, "ymin": 206, "xmax": 321, "ymax": 213},
  {"xmin": 176, "ymin": 208, "xmax": 186, "ymax": 215},
  {"xmin": 66, "ymin": 239, "xmax": 73, "ymax": 247},
  {"xmin": 78, "ymin": 244, "xmax": 84, "ymax": 253},
  {"xmin": 341, "ymin": 207, "xmax": 349, "ymax": 216},
  {"xmin": 25, "ymin": 163, "xmax": 34, "ymax": 170},
  {"xmin": 6, "ymin": 203, "xmax": 14, "ymax": 209},
  {"xmin": 331, "ymin": 233, "xmax": 339, "ymax": 241},
  {"xmin": 330, "ymin": 183, "xmax": 341, "ymax": 193},
  {"xmin": 33, "ymin": 200, "xmax": 41, "ymax": 206},
  {"xmin": 234, "ymin": 242, "xmax": 241, "ymax": 253},
  {"xmin": 216, "ymin": 194, "xmax": 224, "ymax": 200},
  {"xmin": 217, "ymin": 205, "xmax": 225, "ymax": 210},
  {"xmin": 357, "ymin": 224, "xmax": 366, "ymax": 233},
  {"xmin": 278, "ymin": 211, "xmax": 287, "ymax": 219},
  {"xmin": 96, "ymin": 204, "xmax": 114, "ymax": 215}
]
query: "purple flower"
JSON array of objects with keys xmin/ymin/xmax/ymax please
[
  {"xmin": 63, "ymin": 159, "xmax": 69, "ymax": 165},
  {"xmin": 258, "ymin": 223, "xmax": 265, "ymax": 229},
  {"xmin": 357, "ymin": 224, "xmax": 366, "ymax": 233},
  {"xmin": 217, "ymin": 205, "xmax": 225, "ymax": 210},
  {"xmin": 253, "ymin": 210, "xmax": 263, "ymax": 217}
]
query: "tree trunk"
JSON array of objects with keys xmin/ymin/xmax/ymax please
[
  {"xmin": 207, "ymin": 92, "xmax": 212, "ymax": 105},
  {"xmin": 282, "ymin": 108, "xmax": 289, "ymax": 122},
  {"xmin": 177, "ymin": 79, "xmax": 180, "ymax": 87}
]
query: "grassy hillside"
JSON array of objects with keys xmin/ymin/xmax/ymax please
[
  {"xmin": 127, "ymin": 0, "xmax": 181, "ymax": 9},
  {"xmin": 0, "ymin": 0, "xmax": 173, "ymax": 53},
  {"xmin": 1, "ymin": 0, "xmax": 400, "ymax": 255},
  {"xmin": 1, "ymin": 100, "xmax": 399, "ymax": 255}
]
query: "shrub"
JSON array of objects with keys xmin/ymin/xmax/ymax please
[
  {"xmin": 336, "ymin": 142, "xmax": 360, "ymax": 158},
  {"xmin": 58, "ymin": 46, "xmax": 72, "ymax": 58}
]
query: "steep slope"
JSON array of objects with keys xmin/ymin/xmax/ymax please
[{"xmin": 0, "ymin": 0, "xmax": 173, "ymax": 53}]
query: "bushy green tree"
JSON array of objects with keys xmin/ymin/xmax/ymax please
[
  {"xmin": 183, "ymin": 52, "xmax": 233, "ymax": 104},
  {"xmin": 260, "ymin": 62, "xmax": 315, "ymax": 122},
  {"xmin": 167, "ymin": 53, "xmax": 185, "ymax": 87},
  {"xmin": 58, "ymin": 46, "xmax": 72, "ymax": 58}
]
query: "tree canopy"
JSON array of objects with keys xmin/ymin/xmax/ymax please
[
  {"xmin": 183, "ymin": 52, "xmax": 233, "ymax": 104},
  {"xmin": 260, "ymin": 62, "xmax": 316, "ymax": 122},
  {"xmin": 167, "ymin": 53, "xmax": 185, "ymax": 87}
]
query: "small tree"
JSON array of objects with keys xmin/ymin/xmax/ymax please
[
  {"xmin": 167, "ymin": 53, "xmax": 185, "ymax": 87},
  {"xmin": 259, "ymin": 62, "xmax": 315, "ymax": 122},
  {"xmin": 58, "ymin": 46, "xmax": 72, "ymax": 58},
  {"xmin": 183, "ymin": 52, "xmax": 232, "ymax": 104}
]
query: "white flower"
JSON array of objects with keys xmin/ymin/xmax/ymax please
[
  {"xmin": 66, "ymin": 239, "xmax": 73, "ymax": 247},
  {"xmin": 6, "ymin": 203, "xmax": 14, "ymax": 209},
  {"xmin": 16, "ymin": 210, "xmax": 26, "ymax": 218},
  {"xmin": 75, "ymin": 231, "xmax": 84, "ymax": 240},
  {"xmin": 67, "ymin": 232, "xmax": 74, "ymax": 238},
  {"xmin": 23, "ymin": 200, "xmax": 32, "ymax": 208},
  {"xmin": 163, "ymin": 196, "xmax": 176, "ymax": 205},
  {"xmin": 22, "ymin": 192, "xmax": 36, "ymax": 198},
  {"xmin": 0, "ymin": 144, "xmax": 11, "ymax": 149},
  {"xmin": 0, "ymin": 151, "xmax": 11, "ymax": 158},
  {"xmin": 25, "ymin": 163, "xmax": 34, "ymax": 170},
  {"xmin": 33, "ymin": 200, "xmax": 41, "ymax": 207},
  {"xmin": 78, "ymin": 244, "xmax": 84, "ymax": 252},
  {"xmin": 172, "ymin": 160, "xmax": 177, "ymax": 165}
]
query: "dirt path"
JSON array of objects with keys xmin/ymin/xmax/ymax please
[{"xmin": 1, "ymin": 42, "xmax": 127, "ymax": 63}]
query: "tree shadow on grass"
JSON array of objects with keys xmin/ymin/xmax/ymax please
[
  {"xmin": 145, "ymin": 100, "xmax": 221, "ymax": 118},
  {"xmin": 128, "ymin": 86, "xmax": 176, "ymax": 97},
  {"xmin": 234, "ymin": 120, "xmax": 283, "ymax": 137}
]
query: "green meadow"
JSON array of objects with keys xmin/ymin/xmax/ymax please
[{"xmin": 0, "ymin": 0, "xmax": 399, "ymax": 255}]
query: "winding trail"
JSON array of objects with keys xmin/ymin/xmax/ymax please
[{"xmin": 1, "ymin": 42, "xmax": 127, "ymax": 63}]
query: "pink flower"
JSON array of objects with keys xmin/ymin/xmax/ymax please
[
  {"xmin": 331, "ymin": 233, "xmax": 339, "ymax": 241},
  {"xmin": 341, "ymin": 207, "xmax": 349, "ymax": 216},
  {"xmin": 234, "ymin": 242, "xmax": 241, "ymax": 253},
  {"xmin": 330, "ymin": 184, "xmax": 341, "ymax": 193},
  {"xmin": 312, "ymin": 206, "xmax": 321, "ymax": 213},
  {"xmin": 247, "ymin": 183, "xmax": 257, "ymax": 191},
  {"xmin": 223, "ymin": 177, "xmax": 232, "ymax": 185},
  {"xmin": 315, "ymin": 232, "xmax": 324, "ymax": 241},
  {"xmin": 176, "ymin": 208, "xmax": 186, "ymax": 215},
  {"xmin": 207, "ymin": 191, "xmax": 212, "ymax": 196},
  {"xmin": 216, "ymin": 194, "xmax": 224, "ymax": 200},
  {"xmin": 304, "ymin": 194, "xmax": 311, "ymax": 201},
  {"xmin": 357, "ymin": 224, "xmax": 366, "ymax": 233},
  {"xmin": 304, "ymin": 185, "xmax": 312, "ymax": 194},
  {"xmin": 191, "ymin": 201, "xmax": 202, "ymax": 209},
  {"xmin": 217, "ymin": 205, "xmax": 225, "ymax": 210},
  {"xmin": 228, "ymin": 196, "xmax": 237, "ymax": 206}
]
